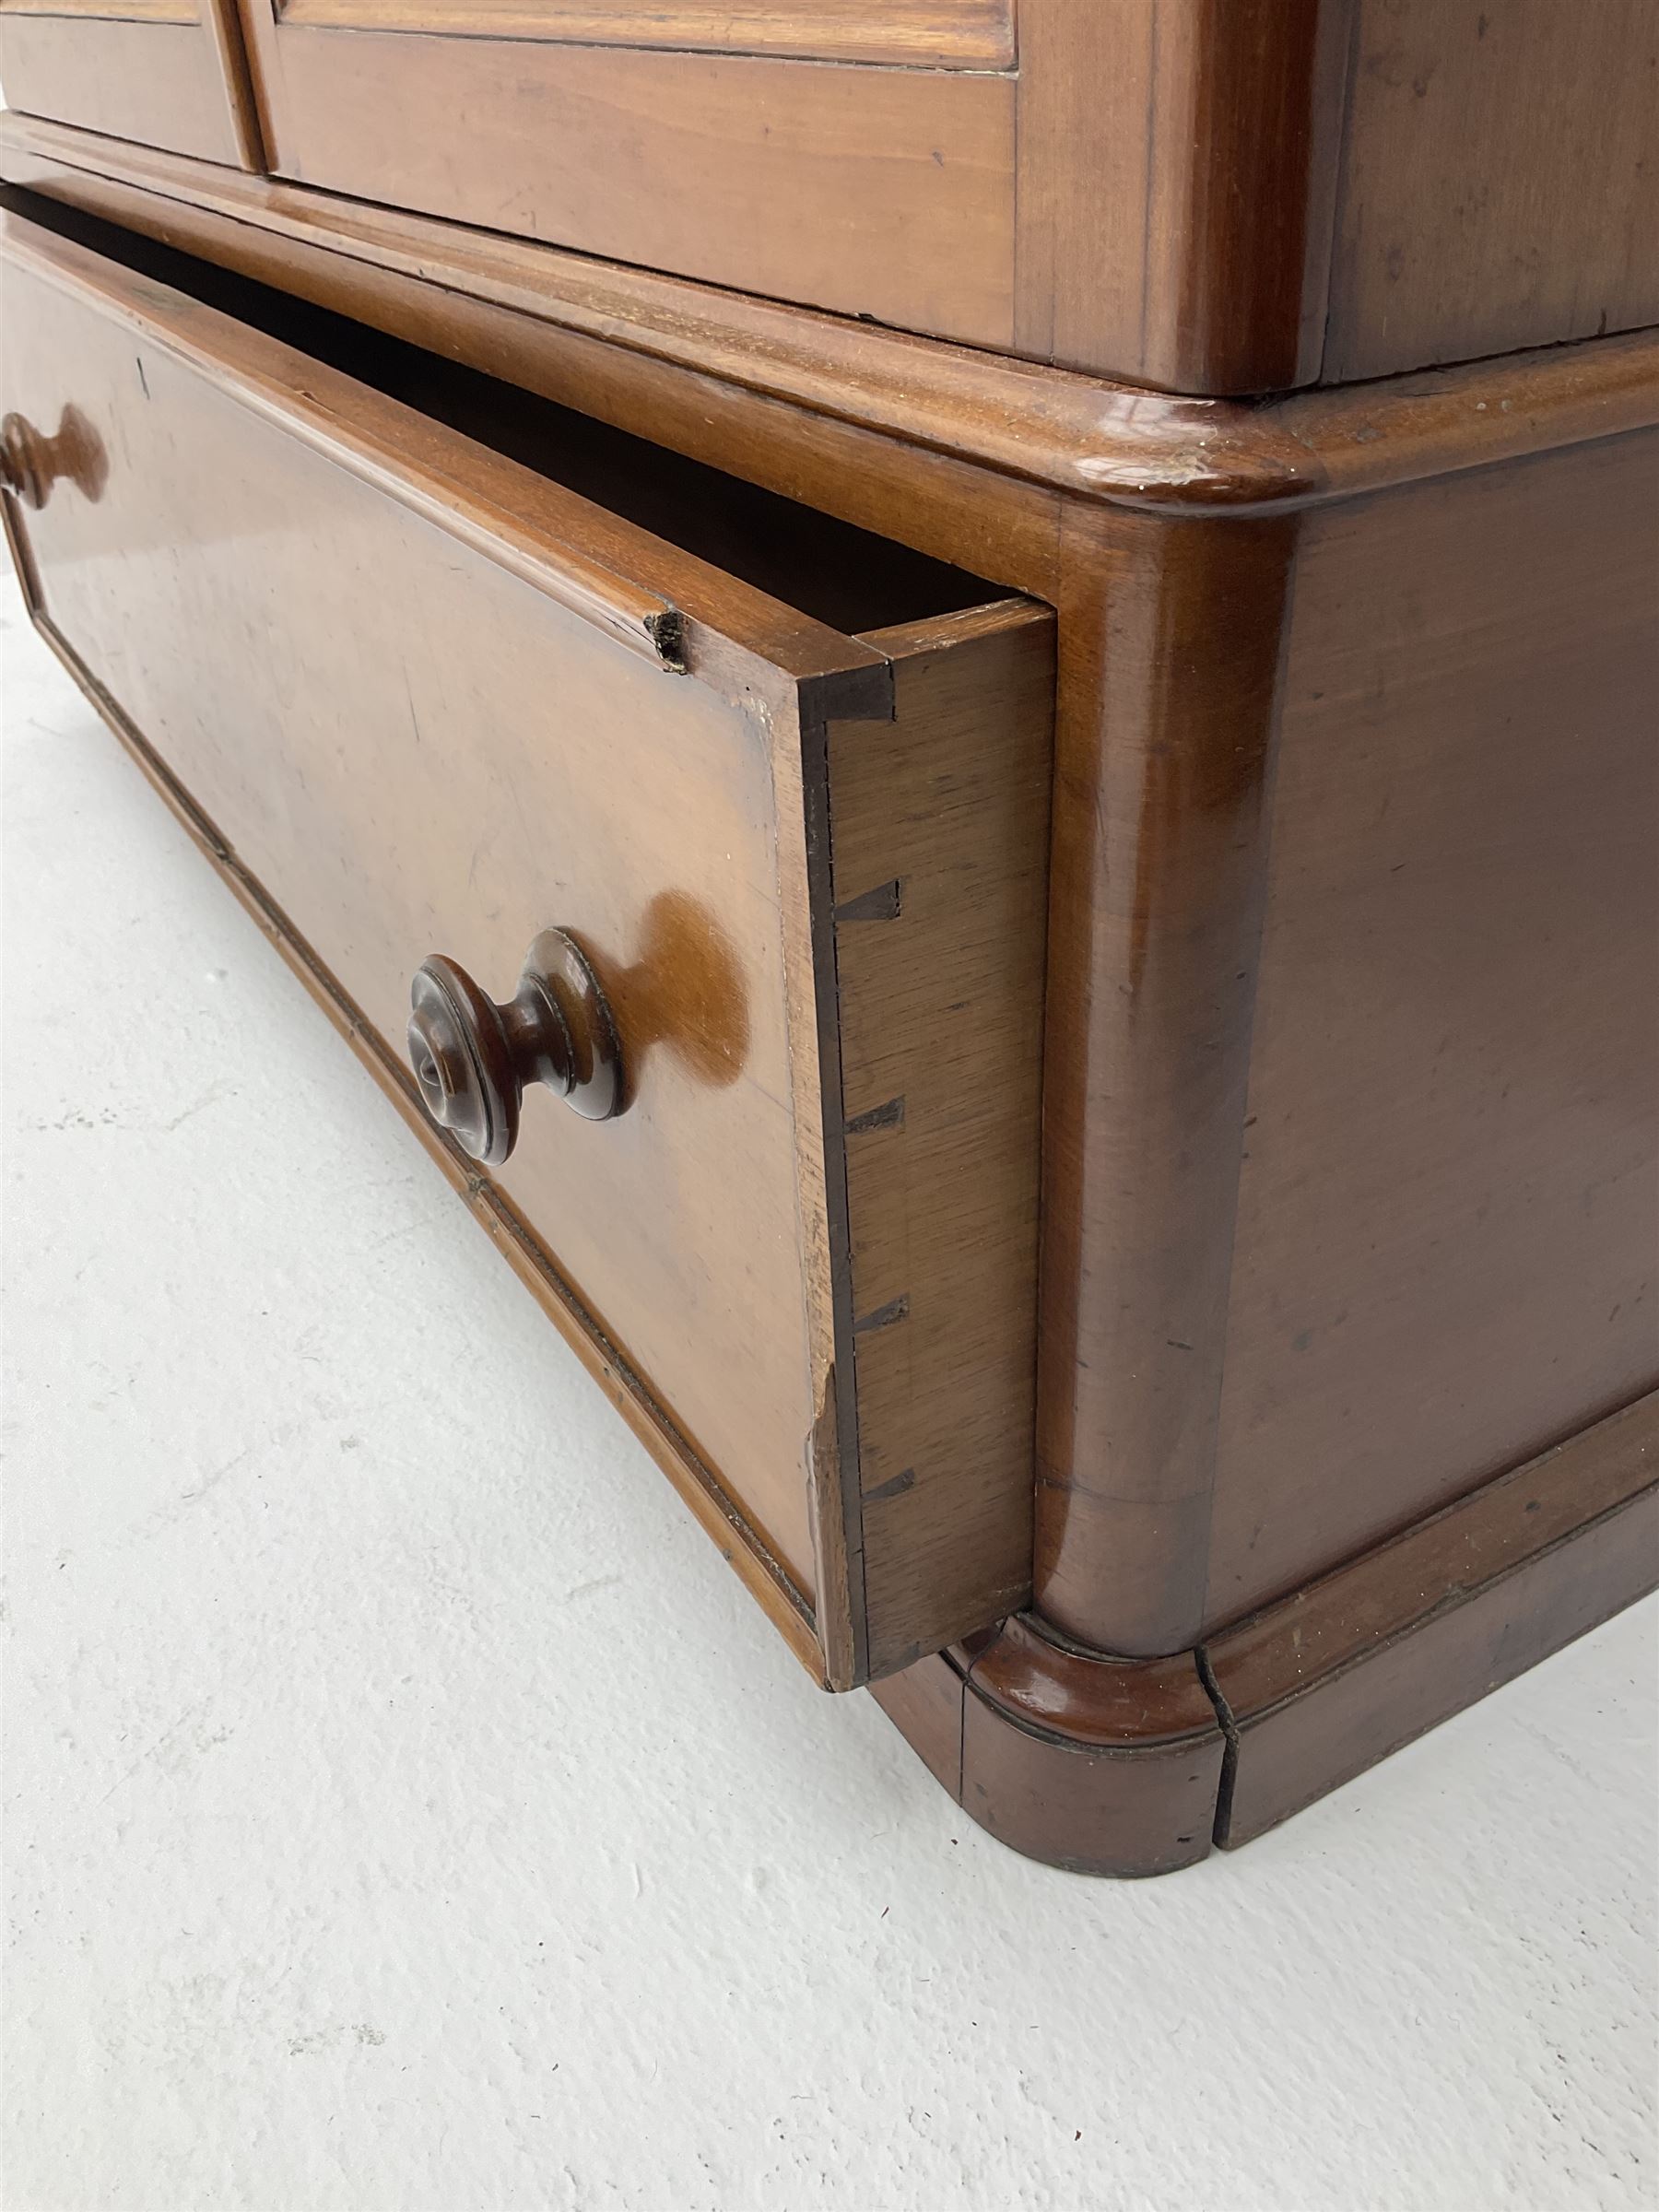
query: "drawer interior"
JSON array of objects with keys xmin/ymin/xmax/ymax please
[{"xmin": 6, "ymin": 188, "xmax": 1005, "ymax": 640}]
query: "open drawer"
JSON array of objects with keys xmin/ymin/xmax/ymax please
[{"xmin": 0, "ymin": 202, "xmax": 1053, "ymax": 1688}]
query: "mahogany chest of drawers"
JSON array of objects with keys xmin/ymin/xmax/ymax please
[{"xmin": 3, "ymin": 0, "xmax": 1655, "ymax": 1875}]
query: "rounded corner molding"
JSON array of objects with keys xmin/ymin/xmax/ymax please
[{"xmin": 940, "ymin": 1616, "xmax": 1229, "ymax": 1878}]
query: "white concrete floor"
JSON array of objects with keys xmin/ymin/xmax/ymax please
[{"xmin": 3, "ymin": 568, "xmax": 1656, "ymax": 2212}]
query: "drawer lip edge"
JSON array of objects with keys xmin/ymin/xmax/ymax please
[{"xmin": 0, "ymin": 201, "xmax": 900, "ymax": 692}]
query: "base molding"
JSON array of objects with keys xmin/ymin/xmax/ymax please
[
  {"xmin": 871, "ymin": 1624, "xmax": 1226, "ymax": 1880},
  {"xmin": 874, "ymin": 1391, "xmax": 1659, "ymax": 1875}
]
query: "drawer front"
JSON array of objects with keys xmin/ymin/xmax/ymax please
[
  {"xmin": 0, "ymin": 211, "xmax": 1052, "ymax": 1687},
  {"xmin": 0, "ymin": 0, "xmax": 259, "ymax": 167}
]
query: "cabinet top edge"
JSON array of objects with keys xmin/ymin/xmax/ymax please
[{"xmin": 4, "ymin": 110, "xmax": 1657, "ymax": 519}]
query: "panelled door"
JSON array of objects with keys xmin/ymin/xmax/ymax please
[
  {"xmin": 0, "ymin": 0, "xmax": 261, "ymax": 164},
  {"xmin": 231, "ymin": 0, "xmax": 1022, "ymax": 350}
]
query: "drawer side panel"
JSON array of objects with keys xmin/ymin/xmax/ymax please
[{"xmin": 830, "ymin": 604, "xmax": 1053, "ymax": 1676}]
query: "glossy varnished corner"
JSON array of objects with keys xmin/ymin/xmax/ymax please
[{"xmin": 876, "ymin": 1620, "xmax": 1226, "ymax": 1878}]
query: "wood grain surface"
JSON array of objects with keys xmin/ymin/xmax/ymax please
[
  {"xmin": 234, "ymin": 8, "xmax": 1018, "ymax": 347},
  {"xmin": 4, "ymin": 146, "xmax": 1656, "ymax": 1856},
  {"xmin": 3, "ymin": 0, "xmax": 194, "ymax": 20},
  {"xmin": 1324, "ymin": 0, "xmax": 1659, "ymax": 382},
  {"xmin": 6, "ymin": 0, "xmax": 1653, "ymax": 384},
  {"xmin": 830, "ymin": 603, "xmax": 1053, "ymax": 1677},
  {"xmin": 7, "ymin": 173, "xmax": 1659, "ymax": 1680},
  {"xmin": 873, "ymin": 1388, "xmax": 1658, "ymax": 1869},
  {"xmin": 1207, "ymin": 431, "xmax": 1659, "ymax": 1631},
  {"xmin": 1013, "ymin": 0, "xmax": 1352, "ymax": 390}
]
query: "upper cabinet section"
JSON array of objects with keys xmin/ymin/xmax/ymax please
[
  {"xmin": 228, "ymin": 0, "xmax": 1659, "ymax": 392},
  {"xmin": 0, "ymin": 0, "xmax": 261, "ymax": 166},
  {"xmin": 5, "ymin": 0, "xmax": 1657, "ymax": 387}
]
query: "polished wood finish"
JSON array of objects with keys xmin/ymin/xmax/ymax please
[
  {"xmin": 6, "ymin": 562, "xmax": 837, "ymax": 1678},
  {"xmin": 1, "ymin": 209, "xmax": 857, "ymax": 1641},
  {"xmin": 1022, "ymin": 0, "xmax": 1659, "ymax": 388},
  {"xmin": 38, "ymin": 0, "xmax": 1644, "ymax": 389},
  {"xmin": 876, "ymin": 1619, "xmax": 1227, "ymax": 1878},
  {"xmin": 1047, "ymin": 428, "xmax": 1659, "ymax": 1656},
  {"xmin": 406, "ymin": 930, "xmax": 628, "ymax": 1164},
  {"xmin": 7, "ymin": 165, "xmax": 1658, "ymax": 1665},
  {"xmin": 1207, "ymin": 1391, "xmax": 1659, "ymax": 1849},
  {"xmin": 0, "ymin": 206, "xmax": 1054, "ymax": 1689},
  {"xmin": 1032, "ymin": 506, "xmax": 1300, "ymax": 1656},
  {"xmin": 961, "ymin": 1618, "xmax": 1224, "ymax": 1877},
  {"xmin": 8, "ymin": 167, "xmax": 1658, "ymax": 1653},
  {"xmin": 0, "ymin": 0, "xmax": 260, "ymax": 167}
]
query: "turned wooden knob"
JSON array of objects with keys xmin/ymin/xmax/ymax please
[
  {"xmin": 0, "ymin": 407, "xmax": 104, "ymax": 510},
  {"xmin": 406, "ymin": 929, "xmax": 625, "ymax": 1164}
]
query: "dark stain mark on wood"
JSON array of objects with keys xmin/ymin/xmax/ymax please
[
  {"xmin": 844, "ymin": 1095, "xmax": 905, "ymax": 1135},
  {"xmin": 834, "ymin": 877, "xmax": 904, "ymax": 924},
  {"xmin": 863, "ymin": 1465, "xmax": 917, "ymax": 1503},
  {"xmin": 853, "ymin": 1292, "xmax": 911, "ymax": 1335}
]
